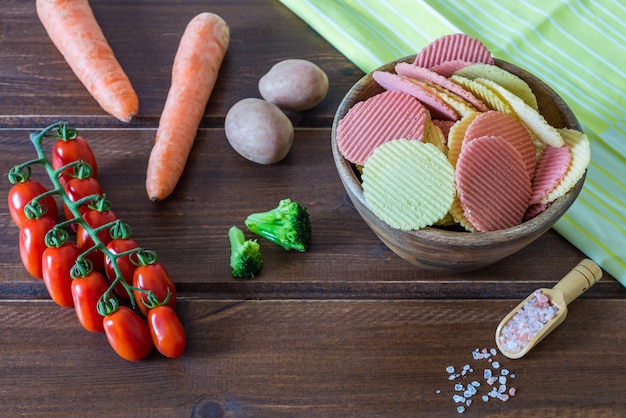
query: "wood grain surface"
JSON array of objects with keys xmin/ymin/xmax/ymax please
[{"xmin": 1, "ymin": 1, "xmax": 624, "ymax": 417}]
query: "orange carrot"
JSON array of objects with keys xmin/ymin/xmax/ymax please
[
  {"xmin": 36, "ymin": 0, "xmax": 139, "ymax": 122},
  {"xmin": 146, "ymin": 12, "xmax": 230, "ymax": 201}
]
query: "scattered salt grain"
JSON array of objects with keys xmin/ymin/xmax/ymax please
[{"xmin": 441, "ymin": 348, "xmax": 517, "ymax": 413}]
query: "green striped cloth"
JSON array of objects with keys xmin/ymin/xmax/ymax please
[{"xmin": 280, "ymin": 0, "xmax": 626, "ymax": 285}]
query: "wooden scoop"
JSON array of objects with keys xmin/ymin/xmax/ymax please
[{"xmin": 496, "ymin": 258, "xmax": 602, "ymax": 359}]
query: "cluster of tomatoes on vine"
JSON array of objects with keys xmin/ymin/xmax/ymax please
[{"xmin": 7, "ymin": 121, "xmax": 186, "ymax": 361}]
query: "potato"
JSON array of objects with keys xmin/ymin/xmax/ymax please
[
  {"xmin": 225, "ymin": 98, "xmax": 294, "ymax": 165},
  {"xmin": 258, "ymin": 59, "xmax": 329, "ymax": 111}
]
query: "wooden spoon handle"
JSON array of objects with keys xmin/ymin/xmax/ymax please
[{"xmin": 552, "ymin": 259, "xmax": 602, "ymax": 305}]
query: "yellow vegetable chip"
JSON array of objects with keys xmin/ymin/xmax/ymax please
[
  {"xmin": 455, "ymin": 63, "xmax": 539, "ymax": 110},
  {"xmin": 541, "ymin": 128, "xmax": 590, "ymax": 203},
  {"xmin": 476, "ymin": 78, "xmax": 564, "ymax": 148}
]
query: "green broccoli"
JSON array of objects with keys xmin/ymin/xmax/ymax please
[
  {"xmin": 229, "ymin": 225, "xmax": 263, "ymax": 279},
  {"xmin": 244, "ymin": 199, "xmax": 311, "ymax": 252}
]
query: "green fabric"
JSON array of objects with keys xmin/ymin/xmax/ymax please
[{"xmin": 280, "ymin": 0, "xmax": 626, "ymax": 285}]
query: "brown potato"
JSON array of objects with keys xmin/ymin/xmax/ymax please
[
  {"xmin": 258, "ymin": 59, "xmax": 329, "ymax": 111},
  {"xmin": 225, "ymin": 98, "xmax": 294, "ymax": 164}
]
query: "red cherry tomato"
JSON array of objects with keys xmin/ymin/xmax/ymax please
[
  {"xmin": 63, "ymin": 176, "xmax": 103, "ymax": 221},
  {"xmin": 77, "ymin": 207, "xmax": 117, "ymax": 272},
  {"xmin": 148, "ymin": 305, "xmax": 186, "ymax": 358},
  {"xmin": 42, "ymin": 241, "xmax": 81, "ymax": 307},
  {"xmin": 52, "ymin": 136, "xmax": 98, "ymax": 187},
  {"xmin": 103, "ymin": 306, "xmax": 153, "ymax": 361},
  {"xmin": 133, "ymin": 262, "xmax": 177, "ymax": 316},
  {"xmin": 104, "ymin": 237, "xmax": 140, "ymax": 298},
  {"xmin": 71, "ymin": 271, "xmax": 108, "ymax": 332},
  {"xmin": 19, "ymin": 216, "xmax": 57, "ymax": 279},
  {"xmin": 8, "ymin": 179, "xmax": 58, "ymax": 228}
]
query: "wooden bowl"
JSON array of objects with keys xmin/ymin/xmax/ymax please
[{"xmin": 331, "ymin": 56, "xmax": 584, "ymax": 273}]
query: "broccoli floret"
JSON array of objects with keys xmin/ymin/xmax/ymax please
[
  {"xmin": 244, "ymin": 199, "xmax": 311, "ymax": 252},
  {"xmin": 229, "ymin": 225, "xmax": 263, "ymax": 279}
]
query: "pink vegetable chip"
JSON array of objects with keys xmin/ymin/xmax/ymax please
[
  {"xmin": 529, "ymin": 145, "xmax": 572, "ymax": 204},
  {"xmin": 372, "ymin": 70, "xmax": 458, "ymax": 121},
  {"xmin": 456, "ymin": 135, "xmax": 531, "ymax": 231},
  {"xmin": 395, "ymin": 62, "xmax": 488, "ymax": 112},
  {"xmin": 430, "ymin": 59, "xmax": 473, "ymax": 77},
  {"xmin": 432, "ymin": 119, "xmax": 455, "ymax": 141},
  {"xmin": 336, "ymin": 90, "xmax": 429, "ymax": 166},
  {"xmin": 414, "ymin": 33, "xmax": 494, "ymax": 69},
  {"xmin": 464, "ymin": 111, "xmax": 536, "ymax": 180}
]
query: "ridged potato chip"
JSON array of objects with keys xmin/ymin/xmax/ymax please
[
  {"xmin": 450, "ymin": 75, "xmax": 515, "ymax": 115},
  {"xmin": 362, "ymin": 139, "xmax": 456, "ymax": 231},
  {"xmin": 455, "ymin": 63, "xmax": 538, "ymax": 110},
  {"xmin": 540, "ymin": 128, "xmax": 590, "ymax": 203},
  {"xmin": 476, "ymin": 78, "xmax": 564, "ymax": 148}
]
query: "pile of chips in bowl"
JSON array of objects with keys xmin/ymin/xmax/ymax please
[{"xmin": 335, "ymin": 34, "xmax": 590, "ymax": 233}]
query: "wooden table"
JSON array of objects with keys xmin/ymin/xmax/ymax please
[{"xmin": 1, "ymin": 1, "xmax": 624, "ymax": 416}]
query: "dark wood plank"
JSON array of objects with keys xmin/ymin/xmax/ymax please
[
  {"xmin": 0, "ymin": 0, "xmax": 362, "ymax": 127},
  {"xmin": 1, "ymin": 127, "xmax": 621, "ymax": 301},
  {"xmin": 1, "ymin": 299, "xmax": 624, "ymax": 416}
]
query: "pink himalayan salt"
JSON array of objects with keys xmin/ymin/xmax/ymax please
[{"xmin": 499, "ymin": 290, "xmax": 559, "ymax": 353}]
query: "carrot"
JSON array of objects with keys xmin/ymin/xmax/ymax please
[
  {"xmin": 36, "ymin": 0, "xmax": 139, "ymax": 122},
  {"xmin": 146, "ymin": 12, "xmax": 230, "ymax": 201}
]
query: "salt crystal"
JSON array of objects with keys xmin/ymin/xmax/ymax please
[
  {"xmin": 453, "ymin": 395, "xmax": 465, "ymax": 403},
  {"xmin": 446, "ymin": 366, "xmax": 455, "ymax": 373},
  {"xmin": 482, "ymin": 395, "xmax": 489, "ymax": 402},
  {"xmin": 499, "ymin": 394, "xmax": 510, "ymax": 402},
  {"xmin": 466, "ymin": 399, "xmax": 472, "ymax": 406},
  {"xmin": 457, "ymin": 406, "xmax": 465, "ymax": 413},
  {"xmin": 484, "ymin": 369, "xmax": 492, "ymax": 379},
  {"xmin": 490, "ymin": 348, "xmax": 497, "ymax": 356},
  {"xmin": 501, "ymin": 369, "xmax": 509, "ymax": 376},
  {"xmin": 471, "ymin": 381, "xmax": 480, "ymax": 387},
  {"xmin": 492, "ymin": 361, "xmax": 500, "ymax": 369},
  {"xmin": 509, "ymin": 387, "xmax": 516, "ymax": 396},
  {"xmin": 498, "ymin": 384, "xmax": 507, "ymax": 393},
  {"xmin": 499, "ymin": 290, "xmax": 559, "ymax": 353},
  {"xmin": 499, "ymin": 376, "xmax": 507, "ymax": 385},
  {"xmin": 455, "ymin": 383, "xmax": 464, "ymax": 391}
]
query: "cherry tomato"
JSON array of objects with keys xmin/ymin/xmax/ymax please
[
  {"xmin": 42, "ymin": 241, "xmax": 81, "ymax": 307},
  {"xmin": 104, "ymin": 237, "xmax": 140, "ymax": 298},
  {"xmin": 133, "ymin": 262, "xmax": 177, "ymax": 316},
  {"xmin": 103, "ymin": 306, "xmax": 153, "ymax": 361},
  {"xmin": 8, "ymin": 179, "xmax": 58, "ymax": 228},
  {"xmin": 52, "ymin": 136, "xmax": 98, "ymax": 187},
  {"xmin": 148, "ymin": 305, "xmax": 186, "ymax": 358},
  {"xmin": 71, "ymin": 271, "xmax": 108, "ymax": 332},
  {"xmin": 19, "ymin": 216, "xmax": 57, "ymax": 279},
  {"xmin": 77, "ymin": 207, "xmax": 117, "ymax": 272},
  {"xmin": 63, "ymin": 176, "xmax": 103, "ymax": 221}
]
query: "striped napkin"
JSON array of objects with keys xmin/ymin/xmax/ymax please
[{"xmin": 280, "ymin": 0, "xmax": 626, "ymax": 285}]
